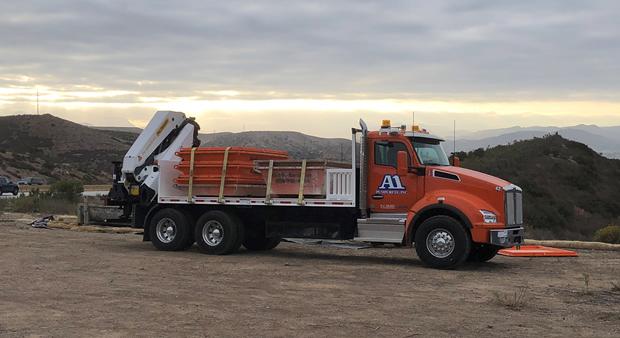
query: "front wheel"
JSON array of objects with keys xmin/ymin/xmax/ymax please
[{"xmin": 414, "ymin": 215, "xmax": 471, "ymax": 269}]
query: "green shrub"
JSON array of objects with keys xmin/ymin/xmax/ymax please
[
  {"xmin": 0, "ymin": 198, "xmax": 7, "ymax": 216},
  {"xmin": 9, "ymin": 194, "xmax": 77, "ymax": 214},
  {"xmin": 593, "ymin": 224, "xmax": 620, "ymax": 244},
  {"xmin": 9, "ymin": 194, "xmax": 41, "ymax": 213},
  {"xmin": 49, "ymin": 180, "xmax": 84, "ymax": 203},
  {"xmin": 7, "ymin": 181, "xmax": 83, "ymax": 214}
]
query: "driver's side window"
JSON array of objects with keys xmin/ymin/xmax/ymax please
[{"xmin": 374, "ymin": 141, "xmax": 411, "ymax": 168}]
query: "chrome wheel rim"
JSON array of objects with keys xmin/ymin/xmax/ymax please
[
  {"xmin": 203, "ymin": 220, "xmax": 224, "ymax": 246},
  {"xmin": 426, "ymin": 228, "xmax": 455, "ymax": 258},
  {"xmin": 156, "ymin": 218, "xmax": 177, "ymax": 244}
]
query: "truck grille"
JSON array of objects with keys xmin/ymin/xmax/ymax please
[{"xmin": 504, "ymin": 186, "xmax": 523, "ymax": 227}]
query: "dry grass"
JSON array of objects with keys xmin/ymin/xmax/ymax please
[
  {"xmin": 47, "ymin": 221, "xmax": 143, "ymax": 234},
  {"xmin": 582, "ymin": 273, "xmax": 592, "ymax": 295},
  {"xmin": 493, "ymin": 283, "xmax": 529, "ymax": 310}
]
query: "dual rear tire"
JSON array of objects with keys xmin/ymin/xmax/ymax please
[
  {"xmin": 149, "ymin": 209, "xmax": 193, "ymax": 251},
  {"xmin": 195, "ymin": 211, "xmax": 245, "ymax": 255},
  {"xmin": 149, "ymin": 209, "xmax": 247, "ymax": 255}
]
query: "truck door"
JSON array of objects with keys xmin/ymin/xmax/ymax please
[{"xmin": 368, "ymin": 140, "xmax": 420, "ymax": 212}]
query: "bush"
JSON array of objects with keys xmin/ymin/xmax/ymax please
[
  {"xmin": 7, "ymin": 181, "xmax": 83, "ymax": 214},
  {"xmin": 9, "ymin": 194, "xmax": 77, "ymax": 214},
  {"xmin": 49, "ymin": 180, "xmax": 84, "ymax": 203},
  {"xmin": 593, "ymin": 224, "xmax": 620, "ymax": 244},
  {"xmin": 0, "ymin": 198, "xmax": 7, "ymax": 216}
]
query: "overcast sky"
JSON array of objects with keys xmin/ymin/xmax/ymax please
[{"xmin": 1, "ymin": 0, "xmax": 618, "ymax": 137}]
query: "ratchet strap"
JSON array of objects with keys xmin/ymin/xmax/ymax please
[
  {"xmin": 265, "ymin": 160, "xmax": 274, "ymax": 204},
  {"xmin": 297, "ymin": 159, "xmax": 306, "ymax": 205},
  {"xmin": 218, "ymin": 147, "xmax": 231, "ymax": 203},
  {"xmin": 187, "ymin": 147, "xmax": 197, "ymax": 203}
]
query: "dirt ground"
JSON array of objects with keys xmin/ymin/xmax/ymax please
[{"xmin": 1, "ymin": 212, "xmax": 619, "ymax": 338}]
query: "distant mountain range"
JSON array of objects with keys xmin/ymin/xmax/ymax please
[
  {"xmin": 443, "ymin": 125, "xmax": 620, "ymax": 159},
  {"xmin": 96, "ymin": 123, "xmax": 620, "ymax": 160}
]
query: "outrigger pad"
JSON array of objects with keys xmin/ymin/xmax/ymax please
[{"xmin": 498, "ymin": 245, "xmax": 579, "ymax": 257}]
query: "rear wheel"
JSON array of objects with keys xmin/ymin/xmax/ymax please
[
  {"xmin": 182, "ymin": 214, "xmax": 197, "ymax": 250},
  {"xmin": 149, "ymin": 208, "xmax": 192, "ymax": 251},
  {"xmin": 195, "ymin": 210, "xmax": 244, "ymax": 255},
  {"xmin": 12, "ymin": 187, "xmax": 18, "ymax": 195},
  {"xmin": 468, "ymin": 243, "xmax": 501, "ymax": 262},
  {"xmin": 414, "ymin": 215, "xmax": 471, "ymax": 269}
]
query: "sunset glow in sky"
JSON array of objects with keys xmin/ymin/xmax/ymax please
[{"xmin": 1, "ymin": 1, "xmax": 618, "ymax": 137}]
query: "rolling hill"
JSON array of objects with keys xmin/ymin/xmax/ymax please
[
  {"xmin": 200, "ymin": 131, "xmax": 352, "ymax": 162},
  {"xmin": 0, "ymin": 114, "xmax": 138, "ymax": 184},
  {"xmin": 445, "ymin": 127, "xmax": 620, "ymax": 159},
  {"xmin": 458, "ymin": 133, "xmax": 620, "ymax": 240},
  {"xmin": 0, "ymin": 114, "xmax": 351, "ymax": 184}
]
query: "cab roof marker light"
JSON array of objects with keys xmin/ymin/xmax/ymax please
[{"xmin": 503, "ymin": 184, "xmax": 522, "ymax": 192}]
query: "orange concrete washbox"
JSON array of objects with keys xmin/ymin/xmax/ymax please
[
  {"xmin": 255, "ymin": 160, "xmax": 350, "ymax": 197},
  {"xmin": 173, "ymin": 147, "xmax": 290, "ymax": 197}
]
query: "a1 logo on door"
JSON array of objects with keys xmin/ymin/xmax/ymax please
[{"xmin": 377, "ymin": 174, "xmax": 408, "ymax": 194}]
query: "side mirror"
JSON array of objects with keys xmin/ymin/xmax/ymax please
[
  {"xmin": 397, "ymin": 151, "xmax": 408, "ymax": 176},
  {"xmin": 454, "ymin": 157, "xmax": 460, "ymax": 167}
]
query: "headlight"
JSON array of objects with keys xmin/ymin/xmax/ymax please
[{"xmin": 479, "ymin": 210, "xmax": 497, "ymax": 224}]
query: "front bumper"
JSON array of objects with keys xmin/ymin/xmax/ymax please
[{"xmin": 490, "ymin": 227, "xmax": 524, "ymax": 247}]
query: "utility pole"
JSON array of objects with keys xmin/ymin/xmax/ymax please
[{"xmin": 37, "ymin": 92, "xmax": 39, "ymax": 115}]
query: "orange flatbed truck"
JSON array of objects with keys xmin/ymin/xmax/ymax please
[{"xmin": 107, "ymin": 111, "xmax": 524, "ymax": 269}]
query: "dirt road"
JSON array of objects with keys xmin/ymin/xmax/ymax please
[{"xmin": 1, "ymin": 213, "xmax": 619, "ymax": 337}]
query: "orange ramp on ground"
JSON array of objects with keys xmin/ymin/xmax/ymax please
[{"xmin": 498, "ymin": 245, "xmax": 579, "ymax": 257}]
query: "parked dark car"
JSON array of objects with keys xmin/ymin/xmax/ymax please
[
  {"xmin": 17, "ymin": 177, "xmax": 44, "ymax": 185},
  {"xmin": 0, "ymin": 176, "xmax": 19, "ymax": 195}
]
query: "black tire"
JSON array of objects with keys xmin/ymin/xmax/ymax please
[
  {"xmin": 195, "ymin": 210, "xmax": 243, "ymax": 255},
  {"xmin": 243, "ymin": 235, "xmax": 281, "ymax": 251},
  {"xmin": 12, "ymin": 188, "xmax": 18, "ymax": 196},
  {"xmin": 149, "ymin": 208, "xmax": 192, "ymax": 251},
  {"xmin": 414, "ymin": 215, "xmax": 472, "ymax": 269},
  {"xmin": 182, "ymin": 214, "xmax": 197, "ymax": 250},
  {"xmin": 229, "ymin": 214, "xmax": 246, "ymax": 253},
  {"xmin": 467, "ymin": 243, "xmax": 501, "ymax": 263},
  {"xmin": 242, "ymin": 220, "xmax": 279, "ymax": 251}
]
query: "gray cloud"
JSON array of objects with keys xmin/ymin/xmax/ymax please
[{"xmin": 1, "ymin": 1, "xmax": 619, "ymax": 112}]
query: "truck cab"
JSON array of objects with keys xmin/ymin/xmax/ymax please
[{"xmin": 355, "ymin": 120, "xmax": 524, "ymax": 268}]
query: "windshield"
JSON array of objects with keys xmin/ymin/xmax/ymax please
[{"xmin": 411, "ymin": 138, "xmax": 450, "ymax": 166}]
